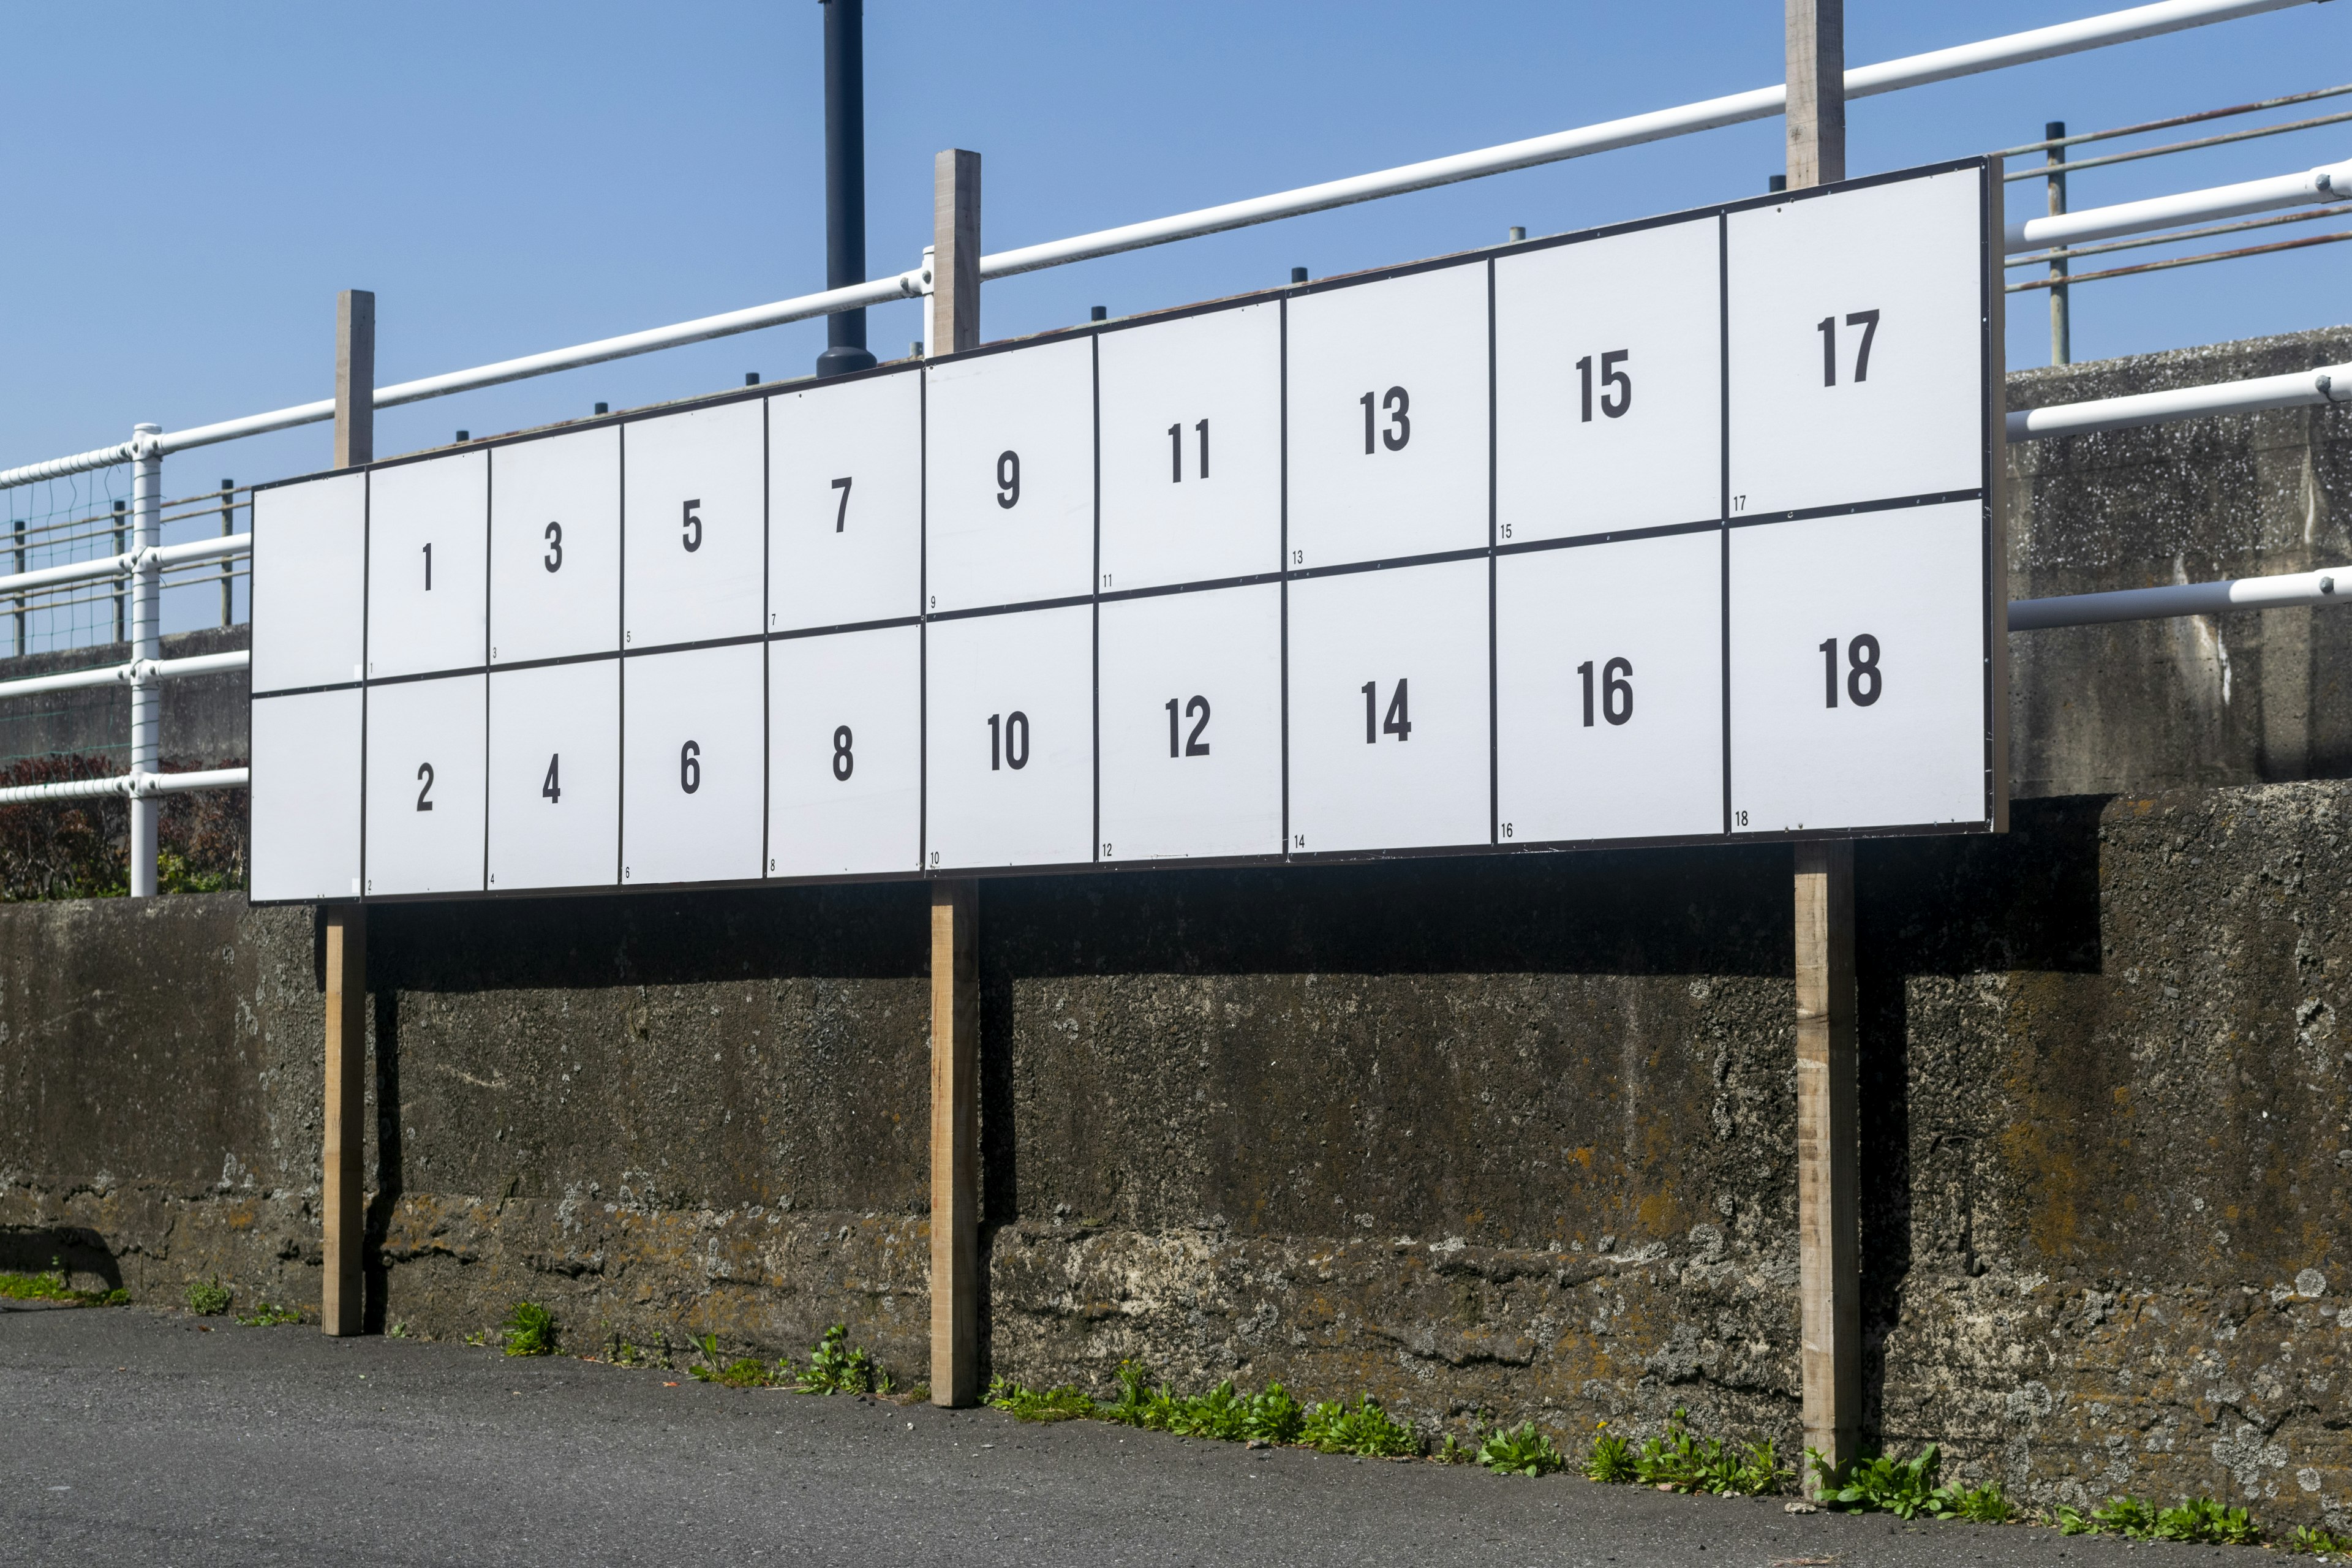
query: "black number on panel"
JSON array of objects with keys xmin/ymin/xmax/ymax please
[
  {"xmin": 1576, "ymin": 657, "xmax": 1635, "ymax": 726},
  {"xmin": 543, "ymin": 521, "xmax": 563, "ymax": 573},
  {"xmin": 682, "ymin": 499, "xmax": 703, "ymax": 552},
  {"xmin": 1360, "ymin": 386, "xmax": 1411, "ymax": 453},
  {"xmin": 415, "ymin": 762, "xmax": 435, "ymax": 811},
  {"xmin": 542, "ymin": 753, "xmax": 561, "ymax": 803},
  {"xmin": 1736, "ymin": 809, "xmax": 1749, "ymax": 827},
  {"xmin": 1817, "ymin": 311, "xmax": 1881, "ymax": 386},
  {"xmin": 1164, "ymin": 695, "xmax": 1211, "ymax": 757},
  {"xmin": 1819, "ymin": 635, "xmax": 1883, "ymax": 709},
  {"xmin": 1166, "ymin": 419, "xmax": 1210, "ymax": 482},
  {"xmin": 421, "ymin": 541, "xmax": 432, "ymax": 590},
  {"xmin": 832, "ymin": 725, "xmax": 854, "ymax": 782},
  {"xmin": 996, "ymin": 451, "xmax": 1021, "ymax": 509},
  {"xmin": 1361, "ymin": 679, "xmax": 1411, "ymax": 742},
  {"xmin": 989, "ymin": 710, "xmax": 1031, "ymax": 771},
  {"xmin": 831, "ymin": 476, "xmax": 853, "ymax": 532},
  {"xmin": 1574, "ymin": 351, "xmax": 1633, "ymax": 421},
  {"xmin": 680, "ymin": 739, "xmax": 702, "ymax": 793}
]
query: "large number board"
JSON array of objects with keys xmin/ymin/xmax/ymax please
[{"xmin": 249, "ymin": 158, "xmax": 2005, "ymax": 904}]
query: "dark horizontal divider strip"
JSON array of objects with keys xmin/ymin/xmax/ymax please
[
  {"xmin": 620, "ymin": 631, "xmax": 767, "ymax": 657},
  {"xmin": 1287, "ymin": 544, "xmax": 1493, "ymax": 582},
  {"xmin": 362, "ymin": 664, "xmax": 489, "ymax": 689},
  {"xmin": 1098, "ymin": 570, "xmax": 1285, "ymax": 605},
  {"xmin": 1495, "ymin": 517, "xmax": 1722, "ymax": 557},
  {"xmin": 253, "ymin": 679, "xmax": 364, "ymax": 700},
  {"xmin": 489, "ymin": 647, "xmax": 624, "ymax": 676},
  {"xmin": 769, "ymin": 612, "xmax": 924, "ymax": 643},
  {"xmin": 1728, "ymin": 487, "xmax": 1986, "ymax": 529},
  {"xmin": 925, "ymin": 592, "xmax": 1096, "ymax": 624}
]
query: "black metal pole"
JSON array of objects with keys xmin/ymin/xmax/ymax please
[{"xmin": 815, "ymin": 0, "xmax": 875, "ymax": 377}]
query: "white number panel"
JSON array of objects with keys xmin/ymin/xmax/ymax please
[
  {"xmin": 487, "ymin": 660, "xmax": 619, "ymax": 892},
  {"xmin": 491, "ymin": 426, "xmax": 619, "ymax": 665},
  {"xmin": 1287, "ymin": 263, "xmax": 1489, "ymax": 571},
  {"xmin": 364, "ymin": 676, "xmax": 486, "ymax": 897},
  {"xmin": 926, "ymin": 338, "xmax": 1093, "ymax": 614},
  {"xmin": 1728, "ymin": 500, "xmax": 1988, "ymax": 834},
  {"xmin": 253, "ymin": 472, "xmax": 367, "ymax": 693},
  {"xmin": 1727, "ymin": 168, "xmax": 1986, "ymax": 517},
  {"xmin": 769, "ymin": 371, "xmax": 922, "ymax": 633},
  {"xmin": 1096, "ymin": 584, "xmax": 1283, "ymax": 862},
  {"xmin": 1097, "ymin": 303, "xmax": 1283, "ymax": 592},
  {"xmin": 250, "ymin": 689, "xmax": 361, "ymax": 902},
  {"xmin": 768, "ymin": 624, "xmax": 921, "ymax": 878},
  {"xmin": 368, "ymin": 451, "xmax": 488, "ymax": 679},
  {"xmin": 1494, "ymin": 532, "xmax": 1724, "ymax": 845},
  {"xmin": 624, "ymin": 399, "xmax": 765, "ymax": 649},
  {"xmin": 1495, "ymin": 217, "xmax": 1723, "ymax": 543},
  {"xmin": 924, "ymin": 605, "xmax": 1095, "ymax": 870},
  {"xmin": 621, "ymin": 643, "xmax": 765, "ymax": 887},
  {"xmin": 1287, "ymin": 559, "xmax": 1490, "ymax": 854}
]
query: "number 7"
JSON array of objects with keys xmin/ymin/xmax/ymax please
[{"xmin": 831, "ymin": 475, "xmax": 852, "ymax": 532}]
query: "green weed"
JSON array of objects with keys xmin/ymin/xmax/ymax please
[
  {"xmin": 1632, "ymin": 1409, "xmax": 1780, "ymax": 1495},
  {"xmin": 1585, "ymin": 1428, "xmax": 1638, "ymax": 1483},
  {"xmin": 1169, "ymin": 1380, "xmax": 1250, "ymax": 1441},
  {"xmin": 2059, "ymin": 1495, "xmax": 2259, "ymax": 1545},
  {"xmin": 2291, "ymin": 1524, "xmax": 2352, "ymax": 1555},
  {"xmin": 987, "ymin": 1376, "xmax": 1096, "ymax": 1422},
  {"xmin": 794, "ymin": 1324, "xmax": 875, "ymax": 1395},
  {"xmin": 1242, "ymin": 1383, "xmax": 1305, "ymax": 1445},
  {"xmin": 1302, "ymin": 1395, "xmax": 1420, "ymax": 1458},
  {"xmin": 1439, "ymin": 1433, "xmax": 1476, "ymax": 1465},
  {"xmin": 1934, "ymin": 1482, "xmax": 2015, "ymax": 1524},
  {"xmin": 0, "ymin": 1257, "xmax": 126, "ymax": 1306},
  {"xmin": 236, "ymin": 1301, "xmax": 301, "ymax": 1327},
  {"xmin": 1479, "ymin": 1421, "xmax": 1566, "ymax": 1477},
  {"xmin": 184, "ymin": 1276, "xmax": 232, "ymax": 1316},
  {"xmin": 500, "ymin": 1301, "xmax": 558, "ymax": 1357}
]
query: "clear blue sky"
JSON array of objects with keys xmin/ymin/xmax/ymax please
[{"xmin": 1, "ymin": 1, "xmax": 2346, "ymax": 634}]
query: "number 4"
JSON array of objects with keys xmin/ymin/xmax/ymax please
[{"xmin": 542, "ymin": 753, "xmax": 561, "ymax": 804}]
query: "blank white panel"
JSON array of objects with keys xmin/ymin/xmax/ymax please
[
  {"xmin": 1097, "ymin": 584, "xmax": 1283, "ymax": 862},
  {"xmin": 924, "ymin": 605, "xmax": 1094, "ymax": 870},
  {"xmin": 487, "ymin": 660, "xmax": 619, "ymax": 892},
  {"xmin": 1287, "ymin": 265, "xmax": 1488, "ymax": 570},
  {"xmin": 624, "ymin": 399, "xmax": 765, "ymax": 649},
  {"xmin": 1287, "ymin": 560, "xmax": 1489, "ymax": 854},
  {"xmin": 768, "ymin": 624, "xmax": 921, "ymax": 878},
  {"xmin": 252, "ymin": 472, "xmax": 366, "ymax": 693},
  {"xmin": 363, "ymin": 676, "xmax": 486, "ymax": 897},
  {"xmin": 1495, "ymin": 532, "xmax": 1724, "ymax": 845},
  {"xmin": 491, "ymin": 426, "xmax": 619, "ymax": 665},
  {"xmin": 769, "ymin": 372, "xmax": 923, "ymax": 632},
  {"xmin": 1495, "ymin": 219, "xmax": 1722, "ymax": 542},
  {"xmin": 621, "ymin": 643, "xmax": 764, "ymax": 886},
  {"xmin": 250, "ymin": 688, "xmax": 361, "ymax": 902},
  {"xmin": 1728, "ymin": 501, "xmax": 1988, "ymax": 833},
  {"xmin": 1727, "ymin": 169, "xmax": 1984, "ymax": 516},
  {"xmin": 925, "ymin": 339, "xmax": 1093, "ymax": 613},
  {"xmin": 368, "ymin": 451, "xmax": 488, "ymax": 679},
  {"xmin": 1098, "ymin": 304, "xmax": 1282, "ymax": 592}
]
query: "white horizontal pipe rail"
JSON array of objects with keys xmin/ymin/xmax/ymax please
[
  {"xmin": 2010, "ymin": 565, "xmax": 2345, "ymax": 628},
  {"xmin": 2007, "ymin": 361, "xmax": 2350, "ymax": 439},
  {"xmin": 0, "ymin": 648, "xmax": 251, "ymax": 701},
  {"xmin": 0, "ymin": 766, "xmax": 248, "ymax": 808},
  {"xmin": 0, "ymin": 532, "xmax": 250, "ymax": 599},
  {"xmin": 0, "ymin": 0, "xmax": 2314, "ymax": 492},
  {"xmin": 2006, "ymin": 157, "xmax": 2352, "ymax": 249}
]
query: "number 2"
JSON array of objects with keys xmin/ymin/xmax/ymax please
[{"xmin": 415, "ymin": 762, "xmax": 435, "ymax": 811}]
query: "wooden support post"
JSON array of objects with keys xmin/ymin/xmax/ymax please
[
  {"xmin": 1785, "ymin": 0, "xmax": 1845, "ymax": 189},
  {"xmin": 1793, "ymin": 841, "xmax": 1859, "ymax": 1479},
  {"xmin": 334, "ymin": 288, "xmax": 375, "ymax": 469},
  {"xmin": 932, "ymin": 149, "xmax": 981, "ymax": 355},
  {"xmin": 929, "ymin": 880, "xmax": 981, "ymax": 1406},
  {"xmin": 322, "ymin": 905, "xmax": 367, "ymax": 1335}
]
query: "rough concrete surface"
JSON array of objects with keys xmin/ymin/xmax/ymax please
[{"xmin": 0, "ymin": 1306, "xmax": 2240, "ymax": 1568}]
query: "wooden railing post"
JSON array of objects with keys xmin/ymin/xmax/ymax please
[
  {"xmin": 929, "ymin": 880, "xmax": 980, "ymax": 1406},
  {"xmin": 322, "ymin": 905, "xmax": 367, "ymax": 1335},
  {"xmin": 932, "ymin": 149, "xmax": 981, "ymax": 356}
]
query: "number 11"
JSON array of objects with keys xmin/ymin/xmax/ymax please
[{"xmin": 1167, "ymin": 419, "xmax": 1209, "ymax": 481}]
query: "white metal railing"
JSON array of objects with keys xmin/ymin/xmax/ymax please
[
  {"xmin": 0, "ymin": 766, "xmax": 249, "ymax": 809},
  {"xmin": 2010, "ymin": 565, "xmax": 2343, "ymax": 628}
]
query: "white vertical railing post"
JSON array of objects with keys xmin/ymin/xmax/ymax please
[{"xmin": 127, "ymin": 423, "xmax": 161, "ymax": 897}]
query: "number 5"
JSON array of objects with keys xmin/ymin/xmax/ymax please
[{"xmin": 681, "ymin": 499, "xmax": 703, "ymax": 552}]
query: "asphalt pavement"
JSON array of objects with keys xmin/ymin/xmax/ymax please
[{"xmin": 2, "ymin": 1304, "xmax": 2250, "ymax": 1567}]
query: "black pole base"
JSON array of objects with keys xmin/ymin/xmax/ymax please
[{"xmin": 814, "ymin": 344, "xmax": 878, "ymax": 378}]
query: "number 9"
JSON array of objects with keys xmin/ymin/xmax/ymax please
[{"xmin": 996, "ymin": 450, "xmax": 1020, "ymax": 510}]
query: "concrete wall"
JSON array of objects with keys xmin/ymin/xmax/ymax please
[
  {"xmin": 4, "ymin": 329, "xmax": 2352, "ymax": 1523},
  {"xmin": 0, "ymin": 624, "xmax": 249, "ymax": 772}
]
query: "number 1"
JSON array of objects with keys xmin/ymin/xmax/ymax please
[{"xmin": 421, "ymin": 541, "xmax": 432, "ymax": 590}]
